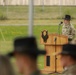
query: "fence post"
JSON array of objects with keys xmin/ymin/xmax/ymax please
[
  {"xmin": 6, "ymin": 0, "xmax": 8, "ymax": 18},
  {"xmin": 42, "ymin": 0, "xmax": 45, "ymax": 11},
  {"xmin": 59, "ymin": 0, "xmax": 62, "ymax": 18},
  {"xmin": 28, "ymin": 0, "xmax": 34, "ymax": 36}
]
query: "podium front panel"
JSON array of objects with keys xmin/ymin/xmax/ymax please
[
  {"xmin": 44, "ymin": 45, "xmax": 55, "ymax": 72},
  {"xmin": 56, "ymin": 46, "xmax": 63, "ymax": 72},
  {"xmin": 40, "ymin": 34, "xmax": 68, "ymax": 45}
]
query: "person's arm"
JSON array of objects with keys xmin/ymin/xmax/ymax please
[{"xmin": 70, "ymin": 25, "xmax": 76, "ymax": 36}]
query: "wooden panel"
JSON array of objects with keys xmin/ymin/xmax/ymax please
[
  {"xmin": 44, "ymin": 45, "xmax": 63, "ymax": 72},
  {"xmin": 56, "ymin": 46, "xmax": 63, "ymax": 72},
  {"xmin": 40, "ymin": 34, "xmax": 68, "ymax": 45},
  {"xmin": 44, "ymin": 45, "xmax": 55, "ymax": 72}
]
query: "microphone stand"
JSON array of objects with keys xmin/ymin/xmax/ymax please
[
  {"xmin": 53, "ymin": 23, "xmax": 61, "ymax": 74},
  {"xmin": 49, "ymin": 38, "xmax": 60, "ymax": 74},
  {"xmin": 48, "ymin": 24, "xmax": 62, "ymax": 75},
  {"xmin": 58, "ymin": 24, "xmax": 61, "ymax": 35},
  {"xmin": 54, "ymin": 37, "xmax": 58, "ymax": 73},
  {"xmin": 54, "ymin": 38, "xmax": 61, "ymax": 74},
  {"xmin": 53, "ymin": 23, "xmax": 62, "ymax": 74}
]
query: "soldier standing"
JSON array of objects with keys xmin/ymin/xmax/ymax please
[
  {"xmin": 57, "ymin": 44, "xmax": 76, "ymax": 75},
  {"xmin": 7, "ymin": 37, "xmax": 46, "ymax": 75},
  {"xmin": 62, "ymin": 15, "xmax": 76, "ymax": 42}
]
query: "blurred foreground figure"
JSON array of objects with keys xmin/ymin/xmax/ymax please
[
  {"xmin": 7, "ymin": 37, "xmax": 46, "ymax": 75},
  {"xmin": 0, "ymin": 55, "xmax": 15, "ymax": 75},
  {"xmin": 62, "ymin": 15, "xmax": 76, "ymax": 42},
  {"xmin": 57, "ymin": 44, "xmax": 76, "ymax": 75}
]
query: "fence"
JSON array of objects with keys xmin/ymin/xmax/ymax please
[
  {"xmin": 0, "ymin": 6, "xmax": 76, "ymax": 21},
  {"xmin": 0, "ymin": 0, "xmax": 76, "ymax": 26}
]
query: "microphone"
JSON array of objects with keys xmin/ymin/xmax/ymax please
[
  {"xmin": 58, "ymin": 22, "xmax": 63, "ymax": 34},
  {"xmin": 54, "ymin": 37, "xmax": 57, "ymax": 42},
  {"xmin": 59, "ymin": 21, "xmax": 63, "ymax": 25}
]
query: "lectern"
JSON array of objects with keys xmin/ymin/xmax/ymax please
[{"xmin": 40, "ymin": 30, "xmax": 68, "ymax": 74}]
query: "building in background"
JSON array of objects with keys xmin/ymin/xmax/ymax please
[{"xmin": 0, "ymin": 0, "xmax": 76, "ymax": 6}]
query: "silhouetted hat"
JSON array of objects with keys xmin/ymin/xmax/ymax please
[
  {"xmin": 58, "ymin": 44, "xmax": 76, "ymax": 56},
  {"xmin": 7, "ymin": 37, "xmax": 46, "ymax": 57},
  {"xmin": 63, "ymin": 15, "xmax": 71, "ymax": 20}
]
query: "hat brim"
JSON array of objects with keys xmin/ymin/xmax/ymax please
[
  {"xmin": 7, "ymin": 49, "xmax": 46, "ymax": 57},
  {"xmin": 38, "ymin": 50, "xmax": 46, "ymax": 55},
  {"xmin": 63, "ymin": 18, "xmax": 71, "ymax": 20}
]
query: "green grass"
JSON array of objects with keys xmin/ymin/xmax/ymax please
[
  {"xmin": 0, "ymin": 25, "xmax": 59, "ymax": 75},
  {"xmin": 0, "ymin": 25, "xmax": 58, "ymax": 67},
  {"xmin": 0, "ymin": 25, "xmax": 58, "ymax": 53},
  {"xmin": 0, "ymin": 6, "xmax": 76, "ymax": 20}
]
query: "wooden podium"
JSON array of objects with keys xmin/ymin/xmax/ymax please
[{"xmin": 40, "ymin": 30, "xmax": 68, "ymax": 74}]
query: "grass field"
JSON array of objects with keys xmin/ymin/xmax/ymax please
[
  {"xmin": 0, "ymin": 6, "xmax": 76, "ymax": 26},
  {"xmin": 0, "ymin": 25, "xmax": 59, "ymax": 75},
  {"xmin": 0, "ymin": 25, "xmax": 59, "ymax": 53},
  {"xmin": 0, "ymin": 6, "xmax": 76, "ymax": 20}
]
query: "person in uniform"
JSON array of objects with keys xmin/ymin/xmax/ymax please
[
  {"xmin": 71, "ymin": 38, "xmax": 76, "ymax": 44},
  {"xmin": 62, "ymin": 15, "xmax": 76, "ymax": 42},
  {"xmin": 7, "ymin": 37, "xmax": 46, "ymax": 75},
  {"xmin": 57, "ymin": 44, "xmax": 76, "ymax": 75}
]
